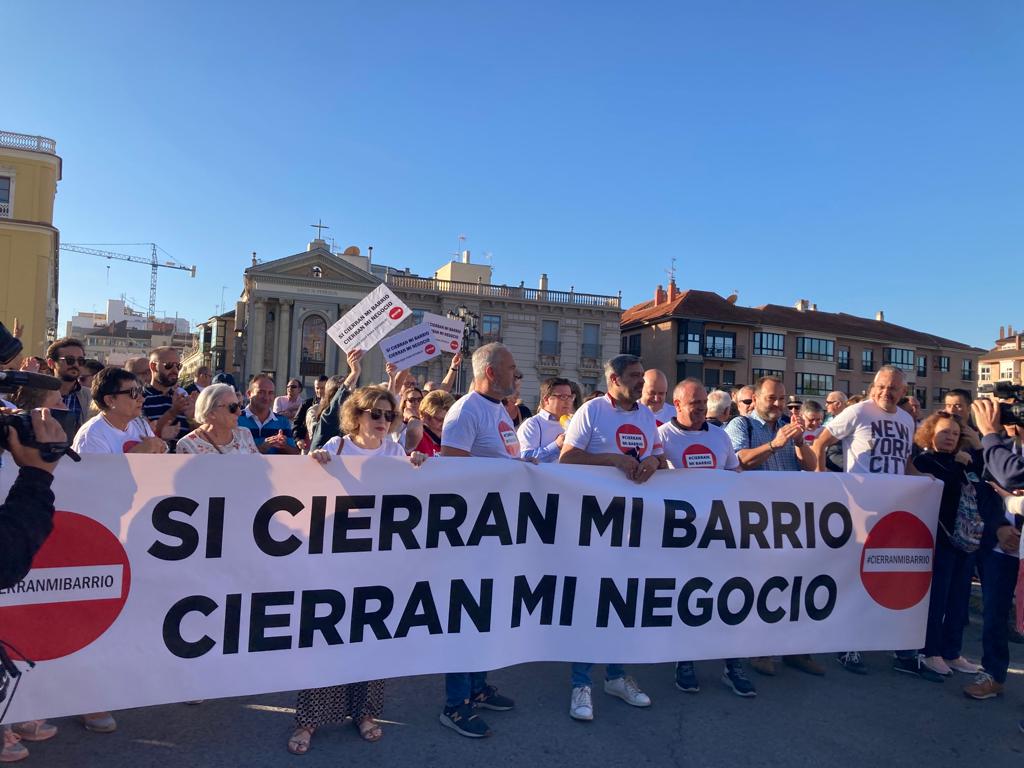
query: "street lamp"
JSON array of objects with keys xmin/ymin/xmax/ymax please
[{"xmin": 446, "ymin": 305, "xmax": 481, "ymax": 393}]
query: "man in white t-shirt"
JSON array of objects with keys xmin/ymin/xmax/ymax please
[
  {"xmin": 560, "ymin": 354, "xmax": 664, "ymax": 721},
  {"xmin": 813, "ymin": 365, "xmax": 917, "ymax": 676},
  {"xmin": 641, "ymin": 368, "xmax": 670, "ymax": 425},
  {"xmin": 658, "ymin": 379, "xmax": 754, "ymax": 698},
  {"xmin": 437, "ymin": 343, "xmax": 521, "ymax": 739}
]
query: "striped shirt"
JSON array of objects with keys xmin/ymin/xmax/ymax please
[{"xmin": 725, "ymin": 412, "xmax": 803, "ymax": 472}]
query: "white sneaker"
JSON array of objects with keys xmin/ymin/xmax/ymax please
[
  {"xmin": 570, "ymin": 685, "xmax": 593, "ymax": 721},
  {"xmin": 921, "ymin": 656, "xmax": 953, "ymax": 676},
  {"xmin": 946, "ymin": 656, "xmax": 981, "ymax": 674},
  {"xmin": 603, "ymin": 676, "xmax": 651, "ymax": 707}
]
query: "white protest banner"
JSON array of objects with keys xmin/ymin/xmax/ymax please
[
  {"xmin": 326, "ymin": 285, "xmax": 411, "ymax": 353},
  {"xmin": 0, "ymin": 457, "xmax": 940, "ymax": 721},
  {"xmin": 380, "ymin": 322, "xmax": 442, "ymax": 369},
  {"xmin": 423, "ymin": 311, "xmax": 465, "ymax": 354}
]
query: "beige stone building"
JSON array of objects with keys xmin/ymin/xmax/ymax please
[
  {"xmin": 978, "ymin": 324, "xmax": 1024, "ymax": 390},
  {"xmin": 179, "ymin": 310, "xmax": 238, "ymax": 383},
  {"xmin": 621, "ymin": 282, "xmax": 982, "ymax": 412},
  {"xmin": 234, "ymin": 239, "xmax": 622, "ymax": 404}
]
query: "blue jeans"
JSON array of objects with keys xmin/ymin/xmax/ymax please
[
  {"xmin": 444, "ymin": 672, "xmax": 487, "ymax": 709},
  {"xmin": 922, "ymin": 537, "xmax": 976, "ymax": 659},
  {"xmin": 979, "ymin": 547, "xmax": 1018, "ymax": 684},
  {"xmin": 571, "ymin": 662, "xmax": 625, "ymax": 688}
]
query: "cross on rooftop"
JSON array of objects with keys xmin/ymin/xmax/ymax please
[{"xmin": 310, "ymin": 219, "xmax": 330, "ymax": 239}]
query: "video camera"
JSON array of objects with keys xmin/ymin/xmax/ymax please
[
  {"xmin": 978, "ymin": 382, "xmax": 1024, "ymax": 428},
  {"xmin": 0, "ymin": 321, "xmax": 78, "ymax": 462}
]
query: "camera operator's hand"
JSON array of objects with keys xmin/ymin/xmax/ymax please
[
  {"xmin": 972, "ymin": 398, "xmax": 1001, "ymax": 437},
  {"xmin": 4, "ymin": 408, "xmax": 65, "ymax": 473}
]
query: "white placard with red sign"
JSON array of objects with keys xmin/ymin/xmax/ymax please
[
  {"xmin": 326, "ymin": 285, "xmax": 411, "ymax": 353},
  {"xmin": 0, "ymin": 458, "xmax": 940, "ymax": 721},
  {"xmin": 380, "ymin": 322, "xmax": 442, "ymax": 369},
  {"xmin": 422, "ymin": 312, "xmax": 466, "ymax": 354}
]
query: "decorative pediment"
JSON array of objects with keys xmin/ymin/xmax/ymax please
[{"xmin": 245, "ymin": 247, "xmax": 380, "ymax": 289}]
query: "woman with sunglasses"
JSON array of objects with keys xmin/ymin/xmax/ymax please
[
  {"xmin": 289, "ymin": 387, "xmax": 425, "ymax": 755},
  {"xmin": 403, "ymin": 389, "xmax": 455, "ymax": 457},
  {"xmin": 71, "ymin": 367, "xmax": 166, "ymax": 455},
  {"xmin": 177, "ymin": 383, "xmax": 258, "ymax": 454}
]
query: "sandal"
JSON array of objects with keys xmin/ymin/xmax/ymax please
[
  {"xmin": 11, "ymin": 721, "xmax": 57, "ymax": 742},
  {"xmin": 287, "ymin": 727, "xmax": 314, "ymax": 755},
  {"xmin": 0, "ymin": 728, "xmax": 28, "ymax": 763},
  {"xmin": 357, "ymin": 717, "xmax": 383, "ymax": 743}
]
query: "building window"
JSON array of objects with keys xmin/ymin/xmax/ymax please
[
  {"xmin": 582, "ymin": 323, "xmax": 601, "ymax": 359},
  {"xmin": 980, "ymin": 365, "xmax": 991, "ymax": 382},
  {"xmin": 581, "ymin": 376, "xmax": 598, "ymax": 394},
  {"xmin": 938, "ymin": 356, "xmax": 950, "ymax": 373},
  {"xmin": 838, "ymin": 379, "xmax": 850, "ymax": 394},
  {"xmin": 861, "ymin": 349, "xmax": 874, "ymax": 372},
  {"xmin": 623, "ymin": 333, "xmax": 641, "ymax": 356},
  {"xmin": 753, "ymin": 333, "xmax": 784, "ymax": 357},
  {"xmin": 883, "ymin": 347, "xmax": 915, "ymax": 372},
  {"xmin": 796, "ymin": 337, "xmax": 834, "ymax": 362},
  {"xmin": 0, "ymin": 176, "xmax": 10, "ymax": 218},
  {"xmin": 752, "ymin": 368, "xmax": 784, "ymax": 381},
  {"xmin": 915, "ymin": 387, "xmax": 927, "ymax": 408},
  {"xmin": 838, "ymin": 346, "xmax": 850, "ymax": 370},
  {"xmin": 795, "ymin": 372, "xmax": 834, "ymax": 396},
  {"xmin": 917, "ymin": 355, "xmax": 927, "ymax": 378},
  {"xmin": 410, "ymin": 364, "xmax": 429, "ymax": 384},
  {"xmin": 482, "ymin": 314, "xmax": 502, "ymax": 341},
  {"xmin": 721, "ymin": 370, "xmax": 736, "ymax": 386},
  {"xmin": 540, "ymin": 320, "xmax": 560, "ymax": 355},
  {"xmin": 934, "ymin": 387, "xmax": 950, "ymax": 401},
  {"xmin": 677, "ymin": 320, "xmax": 703, "ymax": 356},
  {"xmin": 961, "ymin": 359, "xmax": 973, "ymax": 380},
  {"xmin": 299, "ymin": 315, "xmax": 327, "ymax": 377},
  {"xmin": 705, "ymin": 331, "xmax": 736, "ymax": 359},
  {"xmin": 704, "ymin": 369, "xmax": 720, "ymax": 388}
]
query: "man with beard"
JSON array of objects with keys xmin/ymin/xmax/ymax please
[
  {"xmin": 142, "ymin": 346, "xmax": 192, "ymax": 451},
  {"xmin": 45, "ymin": 337, "xmax": 91, "ymax": 438}
]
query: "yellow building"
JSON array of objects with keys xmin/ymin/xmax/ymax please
[{"xmin": 0, "ymin": 129, "xmax": 62, "ymax": 357}]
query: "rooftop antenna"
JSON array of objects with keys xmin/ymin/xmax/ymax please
[
  {"xmin": 665, "ymin": 256, "xmax": 677, "ymax": 285},
  {"xmin": 454, "ymin": 233, "xmax": 467, "ymax": 258}
]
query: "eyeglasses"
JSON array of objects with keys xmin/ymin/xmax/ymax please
[
  {"xmin": 113, "ymin": 386, "xmax": 143, "ymax": 399},
  {"xmin": 162, "ymin": 362, "xmax": 182, "ymax": 370},
  {"xmin": 366, "ymin": 408, "xmax": 397, "ymax": 422},
  {"xmin": 548, "ymin": 393, "xmax": 574, "ymax": 401},
  {"xmin": 216, "ymin": 402, "xmax": 242, "ymax": 414},
  {"xmin": 406, "ymin": 396, "xmax": 423, "ymax": 403},
  {"xmin": 57, "ymin": 356, "xmax": 87, "ymax": 366},
  {"xmin": 739, "ymin": 399, "xmax": 753, "ymax": 405}
]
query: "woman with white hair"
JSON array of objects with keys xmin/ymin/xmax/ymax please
[{"xmin": 177, "ymin": 383, "xmax": 258, "ymax": 454}]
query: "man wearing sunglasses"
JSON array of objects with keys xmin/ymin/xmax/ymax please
[
  {"xmin": 733, "ymin": 385, "xmax": 756, "ymax": 417},
  {"xmin": 45, "ymin": 336, "xmax": 92, "ymax": 438},
  {"xmin": 142, "ymin": 346, "xmax": 193, "ymax": 451}
]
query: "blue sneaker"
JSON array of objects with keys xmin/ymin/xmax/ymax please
[
  {"xmin": 674, "ymin": 661, "xmax": 700, "ymax": 693},
  {"xmin": 440, "ymin": 703, "xmax": 492, "ymax": 738},
  {"xmin": 722, "ymin": 661, "xmax": 757, "ymax": 697}
]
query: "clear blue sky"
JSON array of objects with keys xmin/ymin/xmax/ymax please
[{"xmin": 5, "ymin": 1, "xmax": 1022, "ymax": 349}]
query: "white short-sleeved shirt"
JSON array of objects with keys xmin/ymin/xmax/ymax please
[
  {"xmin": 321, "ymin": 435, "xmax": 407, "ymax": 456},
  {"xmin": 825, "ymin": 400, "xmax": 915, "ymax": 475},
  {"xmin": 72, "ymin": 414, "xmax": 157, "ymax": 454},
  {"xmin": 647, "ymin": 403, "xmax": 670, "ymax": 427},
  {"xmin": 441, "ymin": 391, "xmax": 521, "ymax": 459},
  {"xmin": 658, "ymin": 419, "xmax": 739, "ymax": 470},
  {"xmin": 802, "ymin": 426, "xmax": 824, "ymax": 446},
  {"xmin": 563, "ymin": 394, "xmax": 663, "ymax": 460}
]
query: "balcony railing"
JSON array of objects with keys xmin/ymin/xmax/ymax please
[
  {"xmin": 0, "ymin": 201, "xmax": 9, "ymax": 218},
  {"xmin": 385, "ymin": 274, "xmax": 620, "ymax": 308},
  {"xmin": 0, "ymin": 130, "xmax": 57, "ymax": 155},
  {"xmin": 862, "ymin": 363, "xmax": 875, "ymax": 372},
  {"xmin": 704, "ymin": 344, "xmax": 746, "ymax": 360},
  {"xmin": 838, "ymin": 360, "xmax": 851, "ymax": 370}
]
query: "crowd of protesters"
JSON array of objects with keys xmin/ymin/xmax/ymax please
[{"xmin": 2, "ymin": 334, "xmax": 1023, "ymax": 761}]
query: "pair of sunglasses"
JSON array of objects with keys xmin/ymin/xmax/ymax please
[
  {"xmin": 113, "ymin": 387, "xmax": 143, "ymax": 399},
  {"xmin": 217, "ymin": 402, "xmax": 242, "ymax": 414},
  {"xmin": 366, "ymin": 408, "xmax": 397, "ymax": 423}
]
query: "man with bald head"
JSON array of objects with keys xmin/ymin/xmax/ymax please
[
  {"xmin": 641, "ymin": 368, "xmax": 670, "ymax": 425},
  {"xmin": 823, "ymin": 391, "xmax": 847, "ymax": 424},
  {"xmin": 734, "ymin": 385, "xmax": 756, "ymax": 417}
]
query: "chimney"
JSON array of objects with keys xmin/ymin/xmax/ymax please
[
  {"xmin": 654, "ymin": 284, "xmax": 667, "ymax": 305},
  {"xmin": 461, "ymin": 249, "xmax": 471, "ymax": 264},
  {"xmin": 667, "ymin": 280, "xmax": 679, "ymax": 301},
  {"xmin": 539, "ymin": 273, "xmax": 548, "ymax": 291},
  {"xmin": 1010, "ymin": 324, "xmax": 1015, "ymax": 337},
  {"xmin": 1000, "ymin": 325, "xmax": 1006, "ymax": 339},
  {"xmin": 811, "ymin": 303, "xmax": 817, "ymax": 311},
  {"xmin": 794, "ymin": 299, "xmax": 809, "ymax": 312},
  {"xmin": 876, "ymin": 310, "xmax": 885, "ymax": 322}
]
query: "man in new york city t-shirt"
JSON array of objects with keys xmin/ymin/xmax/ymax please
[{"xmin": 813, "ymin": 365, "xmax": 919, "ymax": 677}]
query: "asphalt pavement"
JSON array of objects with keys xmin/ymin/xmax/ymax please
[{"xmin": 15, "ymin": 613, "xmax": 1024, "ymax": 768}]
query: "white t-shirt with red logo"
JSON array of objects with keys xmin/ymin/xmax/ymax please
[
  {"xmin": 646, "ymin": 403, "xmax": 670, "ymax": 427},
  {"xmin": 441, "ymin": 391, "xmax": 521, "ymax": 459},
  {"xmin": 658, "ymin": 419, "xmax": 739, "ymax": 470},
  {"xmin": 72, "ymin": 414, "xmax": 158, "ymax": 454},
  {"xmin": 563, "ymin": 394, "xmax": 663, "ymax": 460},
  {"xmin": 802, "ymin": 426, "xmax": 824, "ymax": 446}
]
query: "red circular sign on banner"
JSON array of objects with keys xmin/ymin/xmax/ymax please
[
  {"xmin": 449, "ymin": 340, "xmax": 460, "ymax": 351},
  {"xmin": 615, "ymin": 424, "xmax": 647, "ymax": 456},
  {"xmin": 860, "ymin": 511, "xmax": 933, "ymax": 611},
  {"xmin": 424, "ymin": 343, "xmax": 436, "ymax": 355},
  {"xmin": 0, "ymin": 511, "xmax": 131, "ymax": 660},
  {"xmin": 682, "ymin": 443, "xmax": 716, "ymax": 469},
  {"xmin": 388, "ymin": 306, "xmax": 404, "ymax": 320}
]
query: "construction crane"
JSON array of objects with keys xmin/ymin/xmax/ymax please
[{"xmin": 59, "ymin": 243, "xmax": 197, "ymax": 320}]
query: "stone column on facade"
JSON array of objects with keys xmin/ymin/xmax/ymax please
[
  {"xmin": 276, "ymin": 299, "xmax": 293, "ymax": 382},
  {"xmin": 250, "ymin": 298, "xmax": 267, "ymax": 376}
]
